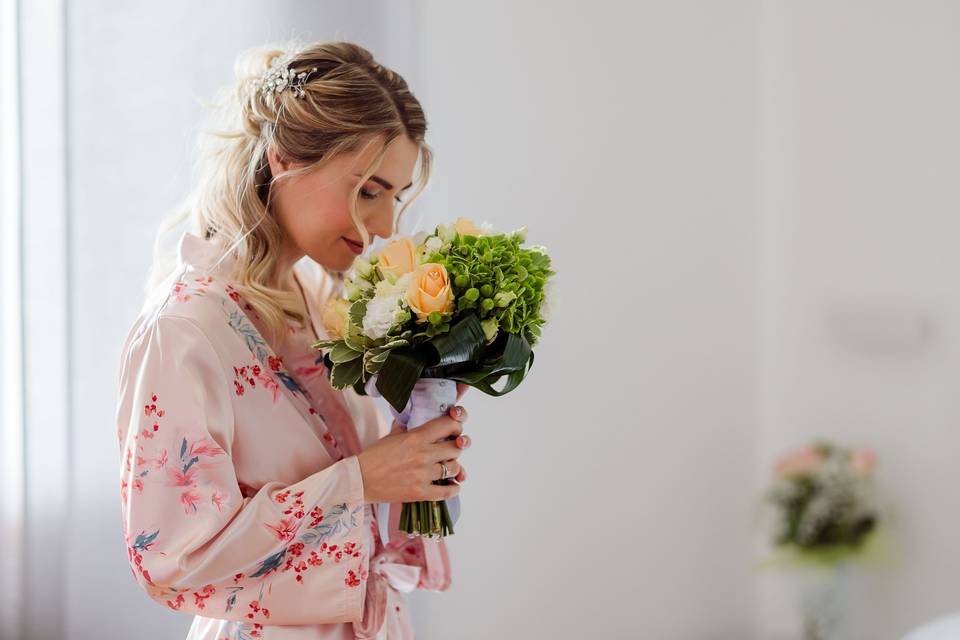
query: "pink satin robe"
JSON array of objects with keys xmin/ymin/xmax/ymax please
[{"xmin": 116, "ymin": 231, "xmax": 452, "ymax": 640}]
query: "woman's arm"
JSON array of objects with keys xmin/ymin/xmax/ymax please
[{"xmin": 118, "ymin": 315, "xmax": 369, "ymax": 625}]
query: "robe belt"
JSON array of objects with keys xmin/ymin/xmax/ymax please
[{"xmin": 353, "ymin": 546, "xmax": 420, "ymax": 639}]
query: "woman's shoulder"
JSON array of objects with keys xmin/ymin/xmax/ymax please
[{"xmin": 122, "ymin": 265, "xmax": 245, "ymax": 365}]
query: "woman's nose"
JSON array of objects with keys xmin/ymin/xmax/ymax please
[{"xmin": 365, "ymin": 205, "xmax": 398, "ymax": 242}]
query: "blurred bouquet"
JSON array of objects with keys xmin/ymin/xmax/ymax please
[
  {"xmin": 313, "ymin": 216, "xmax": 555, "ymax": 538},
  {"xmin": 762, "ymin": 442, "xmax": 885, "ymax": 639},
  {"xmin": 763, "ymin": 441, "xmax": 881, "ymax": 567}
]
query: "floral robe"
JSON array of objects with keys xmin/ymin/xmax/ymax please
[{"xmin": 116, "ymin": 231, "xmax": 452, "ymax": 640}]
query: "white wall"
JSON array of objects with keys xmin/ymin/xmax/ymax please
[
  {"xmin": 755, "ymin": 2, "xmax": 960, "ymax": 638},
  {"xmin": 413, "ymin": 1, "xmax": 759, "ymax": 638}
]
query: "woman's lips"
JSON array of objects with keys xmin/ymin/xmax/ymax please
[{"xmin": 343, "ymin": 237, "xmax": 363, "ymax": 254}]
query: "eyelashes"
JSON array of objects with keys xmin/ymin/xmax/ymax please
[{"xmin": 360, "ymin": 188, "xmax": 403, "ymax": 204}]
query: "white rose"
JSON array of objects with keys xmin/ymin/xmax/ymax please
[
  {"xmin": 425, "ymin": 236, "xmax": 443, "ymax": 251},
  {"xmin": 362, "ymin": 292, "xmax": 404, "ymax": 340}
]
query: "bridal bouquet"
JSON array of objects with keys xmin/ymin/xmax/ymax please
[{"xmin": 313, "ymin": 216, "xmax": 555, "ymax": 538}]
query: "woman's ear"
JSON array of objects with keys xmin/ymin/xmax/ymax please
[{"xmin": 266, "ymin": 145, "xmax": 291, "ymax": 176}]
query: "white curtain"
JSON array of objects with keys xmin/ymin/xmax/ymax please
[{"xmin": 0, "ymin": 0, "xmax": 24, "ymax": 637}]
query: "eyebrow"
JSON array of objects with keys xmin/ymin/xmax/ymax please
[{"xmin": 355, "ymin": 173, "xmax": 413, "ymax": 192}]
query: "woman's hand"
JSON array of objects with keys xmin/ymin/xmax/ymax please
[{"xmin": 357, "ymin": 404, "xmax": 471, "ymax": 504}]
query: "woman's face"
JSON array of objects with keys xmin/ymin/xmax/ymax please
[{"xmin": 267, "ymin": 134, "xmax": 419, "ymax": 273}]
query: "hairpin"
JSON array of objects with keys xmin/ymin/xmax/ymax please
[{"xmin": 253, "ymin": 54, "xmax": 318, "ymax": 99}]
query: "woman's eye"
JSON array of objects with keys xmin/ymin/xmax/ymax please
[{"xmin": 361, "ymin": 187, "xmax": 404, "ymax": 204}]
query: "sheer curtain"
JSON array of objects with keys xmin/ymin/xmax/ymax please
[
  {"xmin": 0, "ymin": 0, "xmax": 24, "ymax": 638},
  {"xmin": 2, "ymin": 0, "xmax": 70, "ymax": 637}
]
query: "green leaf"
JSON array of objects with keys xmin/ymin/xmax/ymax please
[
  {"xmin": 349, "ymin": 300, "xmax": 367, "ymax": 327},
  {"xmin": 352, "ymin": 376, "xmax": 368, "ymax": 396},
  {"xmin": 378, "ymin": 338, "xmax": 410, "ymax": 350},
  {"xmin": 367, "ymin": 349, "xmax": 392, "ymax": 364},
  {"xmin": 344, "ymin": 332, "xmax": 365, "ymax": 352},
  {"xmin": 331, "ymin": 357, "xmax": 363, "ymax": 389},
  {"xmin": 428, "ymin": 312, "xmax": 487, "ymax": 366},
  {"xmin": 440, "ymin": 333, "xmax": 534, "ymax": 397},
  {"xmin": 376, "ymin": 348, "xmax": 428, "ymax": 413},
  {"xmin": 330, "ymin": 341, "xmax": 362, "ymax": 363}
]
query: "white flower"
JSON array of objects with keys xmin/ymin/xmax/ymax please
[
  {"xmin": 539, "ymin": 277, "xmax": 556, "ymax": 322},
  {"xmin": 352, "ymin": 257, "xmax": 373, "ymax": 278},
  {"xmin": 345, "ymin": 278, "xmax": 372, "ymax": 301},
  {"xmin": 412, "ymin": 230, "xmax": 429, "ymax": 246},
  {"xmin": 362, "ymin": 273, "xmax": 413, "ymax": 340},
  {"xmin": 480, "ymin": 221, "xmax": 497, "ymax": 235},
  {"xmin": 436, "ymin": 224, "xmax": 457, "ymax": 243},
  {"xmin": 362, "ymin": 293, "xmax": 403, "ymax": 340},
  {"xmin": 375, "ymin": 272, "xmax": 412, "ymax": 297},
  {"xmin": 424, "ymin": 236, "xmax": 443, "ymax": 251}
]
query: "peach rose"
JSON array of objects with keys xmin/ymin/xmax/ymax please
[
  {"xmin": 405, "ymin": 263, "xmax": 454, "ymax": 322},
  {"xmin": 774, "ymin": 446, "xmax": 823, "ymax": 479},
  {"xmin": 453, "ymin": 216, "xmax": 481, "ymax": 236},
  {"xmin": 377, "ymin": 237, "xmax": 417, "ymax": 279},
  {"xmin": 320, "ymin": 298, "xmax": 351, "ymax": 339}
]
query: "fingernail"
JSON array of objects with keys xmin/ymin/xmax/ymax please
[{"xmin": 454, "ymin": 406, "xmax": 464, "ymax": 418}]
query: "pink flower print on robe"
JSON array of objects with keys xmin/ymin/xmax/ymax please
[
  {"xmin": 117, "ymin": 315, "xmax": 368, "ymax": 626},
  {"xmin": 116, "ymin": 230, "xmax": 455, "ymax": 640}
]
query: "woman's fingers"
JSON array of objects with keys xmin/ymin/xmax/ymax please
[
  {"xmin": 414, "ymin": 414, "xmax": 463, "ymax": 443},
  {"xmin": 432, "ymin": 459, "xmax": 461, "ymax": 482},
  {"xmin": 430, "ymin": 438, "xmax": 465, "ymax": 461},
  {"xmin": 456, "ymin": 382, "xmax": 469, "ymax": 401},
  {"xmin": 425, "ymin": 482, "xmax": 461, "ymax": 501}
]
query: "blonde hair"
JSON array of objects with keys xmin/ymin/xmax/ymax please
[{"xmin": 146, "ymin": 40, "xmax": 433, "ymax": 348}]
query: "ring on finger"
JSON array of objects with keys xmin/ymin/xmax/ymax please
[{"xmin": 438, "ymin": 461, "xmax": 453, "ymax": 481}]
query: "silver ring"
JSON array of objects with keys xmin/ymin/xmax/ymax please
[{"xmin": 439, "ymin": 461, "xmax": 450, "ymax": 481}]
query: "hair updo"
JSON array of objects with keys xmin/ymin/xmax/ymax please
[{"xmin": 147, "ymin": 40, "xmax": 433, "ymax": 348}]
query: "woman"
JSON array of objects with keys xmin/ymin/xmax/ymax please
[{"xmin": 116, "ymin": 40, "xmax": 472, "ymax": 640}]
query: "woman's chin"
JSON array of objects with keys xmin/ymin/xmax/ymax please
[{"xmin": 331, "ymin": 251, "xmax": 357, "ymax": 272}]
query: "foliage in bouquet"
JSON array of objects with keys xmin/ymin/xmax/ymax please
[
  {"xmin": 762, "ymin": 441, "xmax": 882, "ymax": 568},
  {"xmin": 314, "ymin": 216, "xmax": 555, "ymax": 412}
]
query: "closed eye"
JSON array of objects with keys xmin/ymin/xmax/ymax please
[{"xmin": 360, "ymin": 188, "xmax": 403, "ymax": 204}]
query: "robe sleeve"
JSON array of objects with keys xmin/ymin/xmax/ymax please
[{"xmin": 117, "ymin": 315, "xmax": 369, "ymax": 625}]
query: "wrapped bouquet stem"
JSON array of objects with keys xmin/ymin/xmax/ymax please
[
  {"xmin": 364, "ymin": 375, "xmax": 461, "ymax": 539},
  {"xmin": 314, "ymin": 216, "xmax": 555, "ymax": 538}
]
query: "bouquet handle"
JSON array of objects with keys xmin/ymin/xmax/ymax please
[{"xmin": 364, "ymin": 374, "xmax": 462, "ymax": 540}]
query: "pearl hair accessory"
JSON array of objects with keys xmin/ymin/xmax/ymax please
[{"xmin": 251, "ymin": 53, "xmax": 318, "ymax": 99}]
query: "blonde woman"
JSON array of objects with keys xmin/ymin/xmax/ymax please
[{"xmin": 116, "ymin": 41, "xmax": 472, "ymax": 640}]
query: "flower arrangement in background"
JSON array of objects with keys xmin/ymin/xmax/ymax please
[
  {"xmin": 764, "ymin": 441, "xmax": 880, "ymax": 566},
  {"xmin": 761, "ymin": 441, "xmax": 885, "ymax": 640}
]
